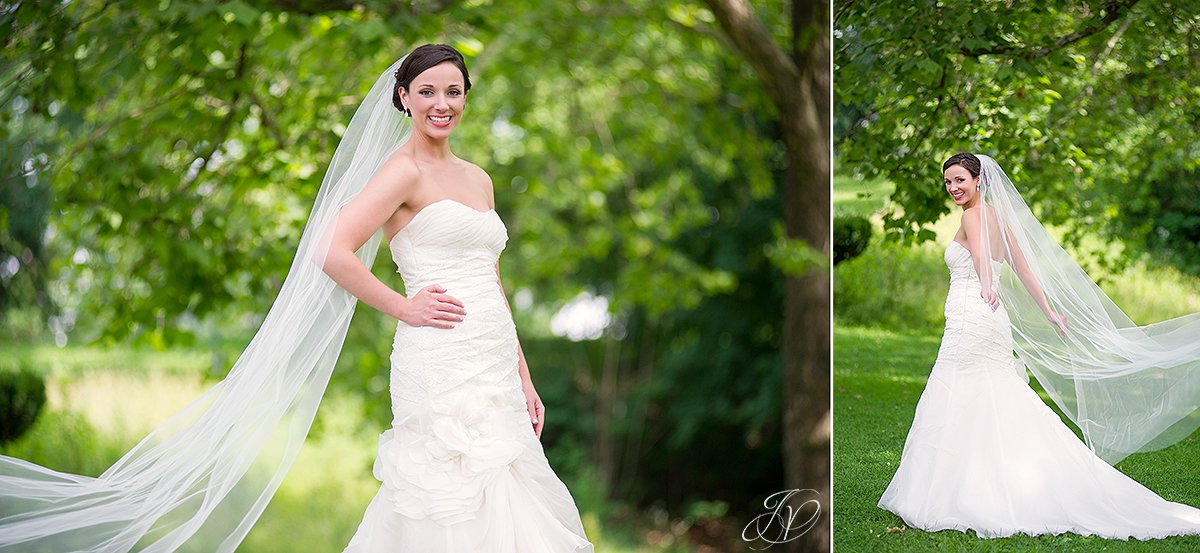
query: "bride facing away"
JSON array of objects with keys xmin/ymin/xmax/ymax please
[
  {"xmin": 878, "ymin": 152, "xmax": 1200, "ymax": 539},
  {"xmin": 0, "ymin": 44, "xmax": 592, "ymax": 553}
]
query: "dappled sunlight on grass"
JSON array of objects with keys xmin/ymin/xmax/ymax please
[
  {"xmin": 833, "ymin": 173, "xmax": 893, "ymax": 218},
  {"xmin": 48, "ymin": 369, "xmax": 208, "ymax": 442}
]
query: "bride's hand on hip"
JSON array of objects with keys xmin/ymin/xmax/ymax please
[
  {"xmin": 522, "ymin": 380, "xmax": 544, "ymax": 439},
  {"xmin": 398, "ymin": 284, "xmax": 466, "ymax": 329},
  {"xmin": 981, "ymin": 288, "xmax": 1001, "ymax": 311}
]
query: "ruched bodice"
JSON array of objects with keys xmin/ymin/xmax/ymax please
[
  {"xmin": 945, "ymin": 240, "xmax": 1002, "ymax": 289},
  {"xmin": 344, "ymin": 198, "xmax": 593, "ymax": 553},
  {"xmin": 386, "ymin": 199, "xmax": 519, "ymax": 401},
  {"xmin": 939, "ymin": 241, "xmax": 1022, "ymax": 382},
  {"xmin": 389, "ymin": 199, "xmax": 507, "ymax": 296}
]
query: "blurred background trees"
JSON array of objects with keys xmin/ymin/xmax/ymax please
[
  {"xmin": 836, "ymin": 0, "xmax": 1200, "ymax": 275},
  {"xmin": 1, "ymin": 1, "xmax": 825, "ymax": 551}
]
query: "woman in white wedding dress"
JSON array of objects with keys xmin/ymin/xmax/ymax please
[
  {"xmin": 878, "ymin": 152, "xmax": 1200, "ymax": 539},
  {"xmin": 320, "ymin": 45, "xmax": 593, "ymax": 552},
  {"xmin": 0, "ymin": 45, "xmax": 591, "ymax": 553}
]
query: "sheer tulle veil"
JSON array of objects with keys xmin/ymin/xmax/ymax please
[
  {"xmin": 0, "ymin": 56, "xmax": 413, "ymax": 551},
  {"xmin": 976, "ymin": 154, "xmax": 1200, "ymax": 465}
]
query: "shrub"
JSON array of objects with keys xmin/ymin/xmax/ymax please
[
  {"xmin": 0, "ymin": 368, "xmax": 47, "ymax": 444},
  {"xmin": 834, "ymin": 240, "xmax": 949, "ymax": 332},
  {"xmin": 834, "ymin": 214, "xmax": 873, "ymax": 265}
]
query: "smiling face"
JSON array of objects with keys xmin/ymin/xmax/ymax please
[
  {"xmin": 398, "ymin": 61, "xmax": 467, "ymax": 139},
  {"xmin": 944, "ymin": 163, "xmax": 981, "ymax": 208}
]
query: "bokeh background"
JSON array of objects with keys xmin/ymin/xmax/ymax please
[
  {"xmin": 0, "ymin": 1, "xmax": 828, "ymax": 552},
  {"xmin": 835, "ymin": 1, "xmax": 1200, "ymax": 551}
]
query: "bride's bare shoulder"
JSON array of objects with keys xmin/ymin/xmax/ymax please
[
  {"xmin": 458, "ymin": 159, "xmax": 493, "ymax": 184},
  {"xmin": 381, "ymin": 150, "xmax": 421, "ymax": 179},
  {"xmin": 457, "ymin": 159, "xmax": 496, "ymax": 205}
]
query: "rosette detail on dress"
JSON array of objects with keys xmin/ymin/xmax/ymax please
[{"xmin": 372, "ymin": 386, "xmax": 528, "ymax": 525}]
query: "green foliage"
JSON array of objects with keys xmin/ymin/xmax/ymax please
[
  {"xmin": 2, "ymin": 1, "xmax": 794, "ymax": 546},
  {"xmin": 0, "ymin": 367, "xmax": 46, "ymax": 444},
  {"xmin": 833, "ymin": 214, "xmax": 872, "ymax": 265},
  {"xmin": 0, "ymin": 408, "xmax": 124, "ymax": 477},
  {"xmin": 834, "ymin": 325, "xmax": 1200, "ymax": 551},
  {"xmin": 834, "ymin": 238, "xmax": 948, "ymax": 332},
  {"xmin": 1, "ymin": 0, "xmax": 788, "ymax": 345},
  {"xmin": 1109, "ymin": 173, "xmax": 1200, "ymax": 275},
  {"xmin": 836, "ymin": 1, "xmax": 1200, "ymax": 273}
]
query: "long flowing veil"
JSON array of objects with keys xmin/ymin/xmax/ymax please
[
  {"xmin": 0, "ymin": 56, "xmax": 412, "ymax": 552},
  {"xmin": 978, "ymin": 154, "xmax": 1200, "ymax": 466}
]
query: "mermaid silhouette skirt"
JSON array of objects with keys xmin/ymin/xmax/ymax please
[{"xmin": 877, "ymin": 242, "xmax": 1200, "ymax": 539}]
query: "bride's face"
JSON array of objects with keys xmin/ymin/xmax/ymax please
[
  {"xmin": 399, "ymin": 61, "xmax": 467, "ymax": 139},
  {"xmin": 944, "ymin": 164, "xmax": 980, "ymax": 208}
]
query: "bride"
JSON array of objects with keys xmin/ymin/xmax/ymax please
[
  {"xmin": 878, "ymin": 152, "xmax": 1200, "ymax": 539},
  {"xmin": 0, "ymin": 45, "xmax": 593, "ymax": 552}
]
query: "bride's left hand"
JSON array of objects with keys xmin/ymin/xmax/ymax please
[
  {"xmin": 1047, "ymin": 311, "xmax": 1068, "ymax": 336},
  {"xmin": 522, "ymin": 380, "xmax": 544, "ymax": 439}
]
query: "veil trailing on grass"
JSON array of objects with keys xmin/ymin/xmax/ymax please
[
  {"xmin": 977, "ymin": 154, "xmax": 1200, "ymax": 466},
  {"xmin": 0, "ymin": 56, "xmax": 412, "ymax": 552}
]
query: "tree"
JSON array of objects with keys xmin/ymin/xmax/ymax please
[
  {"xmin": 703, "ymin": 1, "xmax": 831, "ymax": 551},
  {"xmin": 836, "ymin": 0, "xmax": 1200, "ymax": 278}
]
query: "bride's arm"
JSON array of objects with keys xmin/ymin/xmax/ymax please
[
  {"xmin": 1003, "ymin": 230, "xmax": 1067, "ymax": 334},
  {"xmin": 962, "ymin": 207, "xmax": 999, "ymax": 311},
  {"xmin": 321, "ymin": 158, "xmax": 465, "ymax": 328},
  {"xmin": 496, "ymin": 260, "xmax": 545, "ymax": 437}
]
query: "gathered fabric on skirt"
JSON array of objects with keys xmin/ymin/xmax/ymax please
[
  {"xmin": 878, "ymin": 241, "xmax": 1200, "ymax": 540},
  {"xmin": 343, "ymin": 200, "xmax": 593, "ymax": 552}
]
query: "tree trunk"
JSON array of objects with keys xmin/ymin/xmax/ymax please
[{"xmin": 702, "ymin": 1, "xmax": 830, "ymax": 552}]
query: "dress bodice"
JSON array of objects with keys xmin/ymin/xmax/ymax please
[
  {"xmin": 945, "ymin": 240, "xmax": 1002, "ymax": 288},
  {"xmin": 387, "ymin": 199, "xmax": 508, "ymax": 296}
]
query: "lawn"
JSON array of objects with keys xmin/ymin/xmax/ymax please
[
  {"xmin": 833, "ymin": 325, "xmax": 1200, "ymax": 553},
  {"xmin": 833, "ymin": 170, "xmax": 1200, "ymax": 551}
]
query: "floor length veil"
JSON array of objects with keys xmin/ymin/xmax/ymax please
[{"xmin": 0, "ymin": 56, "xmax": 412, "ymax": 552}]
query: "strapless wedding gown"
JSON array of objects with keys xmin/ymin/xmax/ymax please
[
  {"xmin": 877, "ymin": 240, "xmax": 1200, "ymax": 539},
  {"xmin": 342, "ymin": 199, "xmax": 593, "ymax": 552}
]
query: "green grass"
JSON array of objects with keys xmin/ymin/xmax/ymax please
[
  {"xmin": 834, "ymin": 174, "xmax": 1200, "ymax": 550},
  {"xmin": 833, "ymin": 325, "xmax": 1200, "ymax": 552},
  {"xmin": 833, "ymin": 173, "xmax": 893, "ymax": 218}
]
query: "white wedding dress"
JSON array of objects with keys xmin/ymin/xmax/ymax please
[
  {"xmin": 342, "ymin": 199, "xmax": 594, "ymax": 552},
  {"xmin": 878, "ymin": 240, "xmax": 1200, "ymax": 539}
]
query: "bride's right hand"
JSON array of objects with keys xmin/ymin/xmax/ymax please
[
  {"xmin": 981, "ymin": 288, "xmax": 1001, "ymax": 311},
  {"xmin": 398, "ymin": 284, "xmax": 466, "ymax": 329}
]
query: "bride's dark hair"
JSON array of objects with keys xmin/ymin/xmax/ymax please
[
  {"xmin": 392, "ymin": 44, "xmax": 472, "ymax": 116},
  {"xmin": 943, "ymin": 152, "xmax": 981, "ymax": 177}
]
